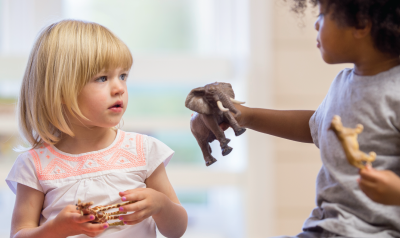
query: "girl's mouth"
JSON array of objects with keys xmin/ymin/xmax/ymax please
[
  {"xmin": 109, "ymin": 101, "xmax": 123, "ymax": 112},
  {"xmin": 111, "ymin": 104, "xmax": 122, "ymax": 108}
]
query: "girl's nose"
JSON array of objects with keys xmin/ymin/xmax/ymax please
[{"xmin": 111, "ymin": 80, "xmax": 125, "ymax": 96}]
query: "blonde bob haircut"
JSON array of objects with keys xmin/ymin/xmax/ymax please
[{"xmin": 18, "ymin": 20, "xmax": 133, "ymax": 149}]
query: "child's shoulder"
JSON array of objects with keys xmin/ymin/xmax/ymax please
[
  {"xmin": 120, "ymin": 130, "xmax": 174, "ymax": 173},
  {"xmin": 120, "ymin": 130, "xmax": 168, "ymax": 148},
  {"xmin": 335, "ymin": 67, "xmax": 354, "ymax": 78},
  {"xmin": 333, "ymin": 65, "xmax": 400, "ymax": 84},
  {"xmin": 15, "ymin": 147, "xmax": 40, "ymax": 162},
  {"xmin": 118, "ymin": 130, "xmax": 172, "ymax": 158}
]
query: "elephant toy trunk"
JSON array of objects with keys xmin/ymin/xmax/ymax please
[{"xmin": 216, "ymin": 91, "xmax": 238, "ymax": 115}]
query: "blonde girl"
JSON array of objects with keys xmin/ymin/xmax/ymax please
[{"xmin": 7, "ymin": 20, "xmax": 187, "ymax": 238}]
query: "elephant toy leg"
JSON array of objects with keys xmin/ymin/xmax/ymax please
[
  {"xmin": 202, "ymin": 114, "xmax": 233, "ymax": 156},
  {"xmin": 223, "ymin": 112, "xmax": 246, "ymax": 136},
  {"xmin": 196, "ymin": 138, "xmax": 217, "ymax": 166},
  {"xmin": 190, "ymin": 113, "xmax": 218, "ymax": 166}
]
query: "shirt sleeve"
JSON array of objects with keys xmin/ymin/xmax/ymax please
[
  {"xmin": 5, "ymin": 151, "xmax": 43, "ymax": 194},
  {"xmin": 309, "ymin": 96, "xmax": 328, "ymax": 149},
  {"xmin": 144, "ymin": 135, "xmax": 174, "ymax": 178}
]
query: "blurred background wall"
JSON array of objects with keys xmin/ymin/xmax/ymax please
[{"xmin": 0, "ymin": 0, "xmax": 352, "ymax": 237}]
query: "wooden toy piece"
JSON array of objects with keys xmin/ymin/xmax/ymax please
[
  {"xmin": 329, "ymin": 115, "xmax": 376, "ymax": 169},
  {"xmin": 76, "ymin": 199, "xmax": 135, "ymax": 226}
]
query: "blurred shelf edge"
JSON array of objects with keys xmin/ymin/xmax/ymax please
[{"xmin": 0, "ymin": 56, "xmax": 234, "ymax": 83}]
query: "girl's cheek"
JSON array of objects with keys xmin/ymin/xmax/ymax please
[{"xmin": 96, "ymin": 95, "xmax": 109, "ymax": 104}]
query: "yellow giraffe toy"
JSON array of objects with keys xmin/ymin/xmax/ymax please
[{"xmin": 329, "ymin": 115, "xmax": 376, "ymax": 169}]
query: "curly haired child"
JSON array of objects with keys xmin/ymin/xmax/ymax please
[
  {"xmin": 6, "ymin": 20, "xmax": 187, "ymax": 238},
  {"xmin": 230, "ymin": 0, "xmax": 400, "ymax": 237}
]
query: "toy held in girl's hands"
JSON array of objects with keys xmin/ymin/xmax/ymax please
[
  {"xmin": 185, "ymin": 82, "xmax": 246, "ymax": 166},
  {"xmin": 329, "ymin": 115, "xmax": 376, "ymax": 169},
  {"xmin": 75, "ymin": 200, "xmax": 135, "ymax": 226}
]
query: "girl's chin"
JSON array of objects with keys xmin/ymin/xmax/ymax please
[
  {"xmin": 92, "ymin": 120, "xmax": 123, "ymax": 129},
  {"xmin": 319, "ymin": 50, "xmax": 348, "ymax": 64},
  {"xmin": 320, "ymin": 53, "xmax": 338, "ymax": 64}
]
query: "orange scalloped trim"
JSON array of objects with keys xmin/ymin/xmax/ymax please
[{"xmin": 30, "ymin": 132, "xmax": 146, "ymax": 180}]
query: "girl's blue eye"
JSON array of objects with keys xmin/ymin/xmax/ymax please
[
  {"xmin": 120, "ymin": 74, "xmax": 127, "ymax": 81},
  {"xmin": 96, "ymin": 76, "xmax": 107, "ymax": 82}
]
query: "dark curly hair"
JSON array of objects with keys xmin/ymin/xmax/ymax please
[{"xmin": 287, "ymin": 0, "xmax": 400, "ymax": 56}]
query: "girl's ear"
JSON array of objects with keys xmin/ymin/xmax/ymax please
[{"xmin": 353, "ymin": 20, "xmax": 372, "ymax": 39}]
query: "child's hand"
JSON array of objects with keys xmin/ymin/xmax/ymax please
[
  {"xmin": 118, "ymin": 188, "xmax": 167, "ymax": 225},
  {"xmin": 50, "ymin": 205, "xmax": 108, "ymax": 237},
  {"xmin": 358, "ymin": 165, "xmax": 400, "ymax": 206},
  {"xmin": 219, "ymin": 122, "xmax": 230, "ymax": 131}
]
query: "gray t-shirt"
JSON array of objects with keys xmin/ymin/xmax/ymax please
[{"xmin": 306, "ymin": 65, "xmax": 400, "ymax": 238}]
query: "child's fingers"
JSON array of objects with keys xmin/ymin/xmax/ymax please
[
  {"xmin": 219, "ymin": 122, "xmax": 230, "ymax": 131},
  {"xmin": 359, "ymin": 168, "xmax": 379, "ymax": 182},
  {"xmin": 119, "ymin": 209, "xmax": 149, "ymax": 225},
  {"xmin": 120, "ymin": 192, "xmax": 146, "ymax": 203},
  {"xmin": 81, "ymin": 222, "xmax": 109, "ymax": 232},
  {"xmin": 358, "ymin": 177, "xmax": 376, "ymax": 191},
  {"xmin": 119, "ymin": 200, "xmax": 146, "ymax": 213},
  {"xmin": 358, "ymin": 186, "xmax": 376, "ymax": 201},
  {"xmin": 72, "ymin": 213, "xmax": 96, "ymax": 223},
  {"xmin": 119, "ymin": 188, "xmax": 146, "ymax": 197},
  {"xmin": 80, "ymin": 223, "xmax": 108, "ymax": 238},
  {"xmin": 358, "ymin": 173, "xmax": 378, "ymax": 195}
]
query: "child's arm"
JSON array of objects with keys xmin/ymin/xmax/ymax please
[
  {"xmin": 358, "ymin": 165, "xmax": 400, "ymax": 206},
  {"xmin": 234, "ymin": 104, "xmax": 315, "ymax": 143},
  {"xmin": 11, "ymin": 183, "xmax": 108, "ymax": 238},
  {"xmin": 118, "ymin": 164, "xmax": 188, "ymax": 238}
]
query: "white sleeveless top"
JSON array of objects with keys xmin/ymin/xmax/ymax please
[{"xmin": 6, "ymin": 130, "xmax": 174, "ymax": 238}]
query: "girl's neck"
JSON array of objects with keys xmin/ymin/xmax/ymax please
[
  {"xmin": 55, "ymin": 127, "xmax": 118, "ymax": 155},
  {"xmin": 353, "ymin": 49, "xmax": 400, "ymax": 76}
]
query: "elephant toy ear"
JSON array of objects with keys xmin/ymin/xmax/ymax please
[{"xmin": 185, "ymin": 87, "xmax": 212, "ymax": 114}]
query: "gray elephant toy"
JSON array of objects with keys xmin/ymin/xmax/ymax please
[{"xmin": 185, "ymin": 82, "xmax": 246, "ymax": 166}]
